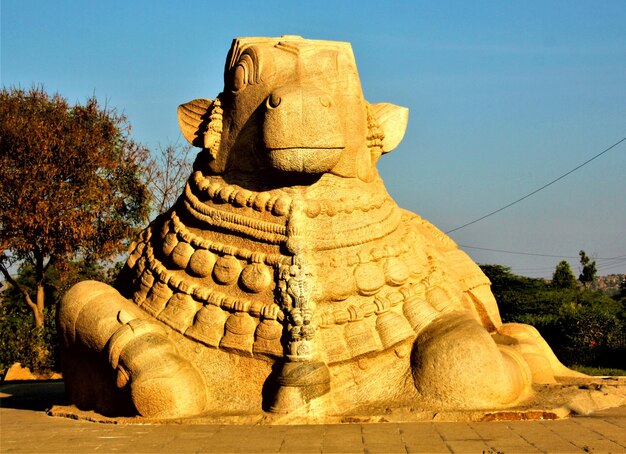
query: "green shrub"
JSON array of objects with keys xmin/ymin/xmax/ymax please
[
  {"xmin": 0, "ymin": 258, "xmax": 115, "ymax": 376},
  {"xmin": 570, "ymin": 365, "xmax": 626, "ymax": 376},
  {"xmin": 481, "ymin": 264, "xmax": 626, "ymax": 370},
  {"xmin": 0, "ymin": 303, "xmax": 59, "ymax": 375},
  {"xmin": 539, "ymin": 303, "xmax": 625, "ymax": 369}
]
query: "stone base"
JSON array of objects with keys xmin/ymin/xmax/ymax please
[{"xmin": 48, "ymin": 376, "xmax": 626, "ymax": 425}]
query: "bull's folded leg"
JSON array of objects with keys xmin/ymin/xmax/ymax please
[
  {"xmin": 411, "ymin": 311, "xmax": 532, "ymax": 409},
  {"xmin": 58, "ymin": 280, "xmax": 207, "ymax": 418},
  {"xmin": 494, "ymin": 322, "xmax": 588, "ymax": 383}
]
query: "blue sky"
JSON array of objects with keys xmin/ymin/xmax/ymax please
[{"xmin": 2, "ymin": 1, "xmax": 625, "ymax": 277}]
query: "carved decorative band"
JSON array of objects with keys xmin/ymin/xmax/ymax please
[
  {"xmin": 191, "ymin": 171, "xmax": 393, "ymax": 218},
  {"xmin": 183, "ymin": 200, "xmax": 287, "ymax": 245},
  {"xmin": 314, "ymin": 206, "xmax": 402, "ymax": 251},
  {"xmin": 169, "ymin": 212, "xmax": 287, "ymax": 266},
  {"xmin": 185, "ymin": 183, "xmax": 287, "ymax": 233},
  {"xmin": 133, "ymin": 237, "xmax": 282, "ymax": 320}
]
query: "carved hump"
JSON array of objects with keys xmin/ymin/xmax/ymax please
[
  {"xmin": 370, "ymin": 103, "xmax": 409, "ymax": 153},
  {"xmin": 178, "ymin": 98, "xmax": 213, "ymax": 147}
]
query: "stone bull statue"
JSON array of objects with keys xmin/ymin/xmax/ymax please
[{"xmin": 59, "ymin": 36, "xmax": 581, "ymax": 419}]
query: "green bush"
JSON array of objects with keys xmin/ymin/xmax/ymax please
[
  {"xmin": 0, "ymin": 303, "xmax": 59, "ymax": 375},
  {"xmin": 539, "ymin": 303, "xmax": 625, "ymax": 368},
  {"xmin": 481, "ymin": 264, "xmax": 626, "ymax": 370},
  {"xmin": 0, "ymin": 259, "xmax": 114, "ymax": 376}
]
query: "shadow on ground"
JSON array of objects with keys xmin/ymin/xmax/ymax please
[{"xmin": 0, "ymin": 380, "xmax": 66, "ymax": 412}]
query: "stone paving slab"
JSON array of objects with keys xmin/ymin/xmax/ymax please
[{"xmin": 2, "ymin": 381, "xmax": 626, "ymax": 453}]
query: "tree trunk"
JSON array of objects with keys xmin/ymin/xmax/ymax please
[
  {"xmin": 33, "ymin": 251, "xmax": 46, "ymax": 329},
  {"xmin": 33, "ymin": 281, "xmax": 45, "ymax": 329},
  {"xmin": 0, "ymin": 252, "xmax": 48, "ymax": 328},
  {"xmin": 32, "ymin": 253, "xmax": 48, "ymax": 365}
]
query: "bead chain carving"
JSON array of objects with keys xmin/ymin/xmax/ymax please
[
  {"xmin": 312, "ymin": 204, "xmax": 401, "ymax": 251},
  {"xmin": 132, "ymin": 234, "xmax": 283, "ymax": 321},
  {"xmin": 126, "ymin": 215, "xmax": 437, "ymax": 327},
  {"xmin": 191, "ymin": 170, "xmax": 392, "ymax": 217}
]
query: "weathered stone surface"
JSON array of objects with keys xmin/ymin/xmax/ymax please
[{"xmin": 58, "ymin": 36, "xmax": 587, "ymax": 421}]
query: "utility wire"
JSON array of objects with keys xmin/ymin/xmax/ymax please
[
  {"xmin": 459, "ymin": 245, "xmax": 626, "ymax": 261},
  {"xmin": 445, "ymin": 136, "xmax": 626, "ymax": 234}
]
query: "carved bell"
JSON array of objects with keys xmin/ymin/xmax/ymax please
[
  {"xmin": 159, "ymin": 292, "xmax": 200, "ymax": 333},
  {"xmin": 132, "ymin": 268, "xmax": 154, "ymax": 306},
  {"xmin": 185, "ymin": 304, "xmax": 227, "ymax": 348},
  {"xmin": 317, "ymin": 325, "xmax": 351, "ymax": 364},
  {"xmin": 403, "ymin": 294, "xmax": 440, "ymax": 334},
  {"xmin": 375, "ymin": 309, "xmax": 415, "ymax": 349},
  {"xmin": 253, "ymin": 318, "xmax": 284, "ymax": 356},
  {"xmin": 141, "ymin": 280, "xmax": 173, "ymax": 317},
  {"xmin": 220, "ymin": 312, "xmax": 257, "ymax": 356},
  {"xmin": 162, "ymin": 232, "xmax": 179, "ymax": 257},
  {"xmin": 344, "ymin": 318, "xmax": 383, "ymax": 358},
  {"xmin": 427, "ymin": 286, "xmax": 461, "ymax": 313}
]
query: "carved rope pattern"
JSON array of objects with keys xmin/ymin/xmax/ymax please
[
  {"xmin": 184, "ymin": 184, "xmax": 288, "ymax": 244},
  {"xmin": 313, "ymin": 204, "xmax": 402, "ymax": 251},
  {"xmin": 169, "ymin": 211, "xmax": 287, "ymax": 266}
]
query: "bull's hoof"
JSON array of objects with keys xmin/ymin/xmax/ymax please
[{"xmin": 129, "ymin": 355, "xmax": 208, "ymax": 419}]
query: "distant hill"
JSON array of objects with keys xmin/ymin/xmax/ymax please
[{"xmin": 591, "ymin": 274, "xmax": 625, "ymax": 296}]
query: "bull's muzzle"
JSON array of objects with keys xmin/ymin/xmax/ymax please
[{"xmin": 263, "ymin": 85, "xmax": 345, "ymax": 174}]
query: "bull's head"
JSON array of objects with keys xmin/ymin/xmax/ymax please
[{"xmin": 178, "ymin": 36, "xmax": 408, "ymax": 183}]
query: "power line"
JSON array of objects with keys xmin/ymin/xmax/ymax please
[
  {"xmin": 460, "ymin": 244, "xmax": 626, "ymax": 261},
  {"xmin": 598, "ymin": 260, "xmax": 626, "ymax": 272},
  {"xmin": 445, "ymin": 136, "xmax": 626, "ymax": 234},
  {"xmin": 461, "ymin": 245, "xmax": 577, "ymax": 258}
]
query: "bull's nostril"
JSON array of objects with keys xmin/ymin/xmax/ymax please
[
  {"xmin": 267, "ymin": 94, "xmax": 282, "ymax": 109},
  {"xmin": 320, "ymin": 95, "xmax": 332, "ymax": 107}
]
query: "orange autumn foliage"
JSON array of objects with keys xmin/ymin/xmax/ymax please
[{"xmin": 0, "ymin": 86, "xmax": 151, "ymax": 327}]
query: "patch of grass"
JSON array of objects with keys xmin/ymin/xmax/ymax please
[{"xmin": 570, "ymin": 365, "xmax": 626, "ymax": 376}]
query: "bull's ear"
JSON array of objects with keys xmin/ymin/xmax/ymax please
[
  {"xmin": 370, "ymin": 103, "xmax": 409, "ymax": 153},
  {"xmin": 177, "ymin": 98, "xmax": 213, "ymax": 147}
]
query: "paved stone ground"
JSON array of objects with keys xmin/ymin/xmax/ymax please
[{"xmin": 1, "ymin": 381, "xmax": 625, "ymax": 453}]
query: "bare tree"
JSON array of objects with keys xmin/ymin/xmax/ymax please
[{"xmin": 143, "ymin": 142, "xmax": 195, "ymax": 217}]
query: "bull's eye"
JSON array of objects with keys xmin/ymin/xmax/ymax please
[
  {"xmin": 320, "ymin": 95, "xmax": 332, "ymax": 107},
  {"xmin": 231, "ymin": 52, "xmax": 259, "ymax": 93},
  {"xmin": 233, "ymin": 65, "xmax": 246, "ymax": 92},
  {"xmin": 266, "ymin": 93, "xmax": 281, "ymax": 109}
]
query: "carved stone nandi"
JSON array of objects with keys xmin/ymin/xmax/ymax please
[{"xmin": 58, "ymin": 36, "xmax": 583, "ymax": 420}]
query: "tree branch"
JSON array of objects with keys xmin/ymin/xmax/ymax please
[{"xmin": 0, "ymin": 262, "xmax": 37, "ymax": 312}]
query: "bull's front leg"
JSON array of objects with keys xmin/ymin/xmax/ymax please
[
  {"xmin": 57, "ymin": 280, "xmax": 207, "ymax": 418},
  {"xmin": 411, "ymin": 311, "xmax": 533, "ymax": 409}
]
